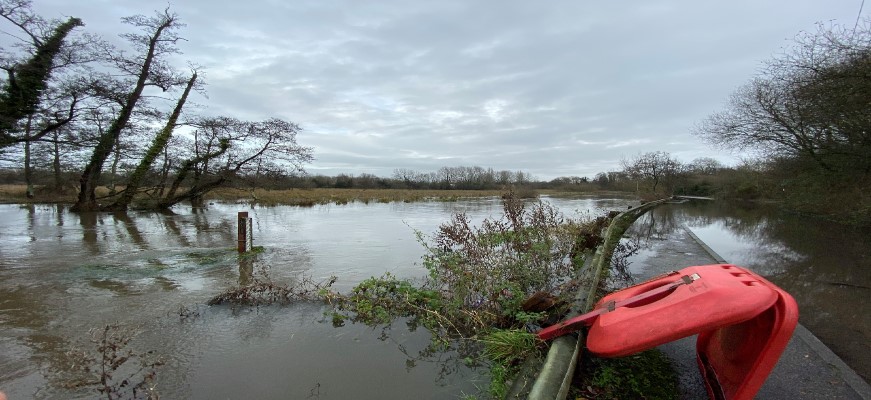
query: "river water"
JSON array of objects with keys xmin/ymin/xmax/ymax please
[
  {"xmin": 0, "ymin": 196, "xmax": 630, "ymax": 399},
  {"xmin": 0, "ymin": 196, "xmax": 867, "ymax": 398}
]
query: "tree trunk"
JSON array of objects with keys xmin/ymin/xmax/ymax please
[
  {"xmin": 23, "ymin": 116, "xmax": 34, "ymax": 198},
  {"xmin": 156, "ymin": 146, "xmax": 171, "ymax": 198},
  {"xmin": 51, "ymin": 133, "xmax": 62, "ymax": 191},
  {"xmin": 107, "ymin": 72, "xmax": 196, "ymax": 211},
  {"xmin": 71, "ymin": 18, "xmax": 174, "ymax": 212},
  {"xmin": 159, "ymin": 176, "xmax": 227, "ymax": 209},
  {"xmin": 107, "ymin": 138, "xmax": 120, "ymax": 196},
  {"xmin": 159, "ymin": 139, "xmax": 230, "ymax": 209}
]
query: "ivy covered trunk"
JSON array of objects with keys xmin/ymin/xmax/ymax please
[
  {"xmin": 71, "ymin": 15, "xmax": 176, "ymax": 212},
  {"xmin": 106, "ymin": 73, "xmax": 197, "ymax": 211}
]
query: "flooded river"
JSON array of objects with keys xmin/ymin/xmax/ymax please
[
  {"xmin": 0, "ymin": 196, "xmax": 630, "ymax": 399},
  {"xmin": 0, "ymin": 196, "xmax": 868, "ymax": 398}
]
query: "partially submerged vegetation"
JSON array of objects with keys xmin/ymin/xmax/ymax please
[
  {"xmin": 37, "ymin": 190, "xmax": 670, "ymax": 399},
  {"xmin": 56, "ymin": 325, "xmax": 162, "ymax": 400},
  {"xmin": 207, "ymin": 191, "xmax": 674, "ymax": 399}
]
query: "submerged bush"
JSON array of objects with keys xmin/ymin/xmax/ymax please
[
  {"xmin": 210, "ymin": 190, "xmax": 627, "ymax": 398},
  {"xmin": 208, "ymin": 271, "xmax": 338, "ymax": 307},
  {"xmin": 331, "ymin": 273, "xmax": 442, "ymax": 326},
  {"xmin": 418, "ymin": 191, "xmax": 601, "ymax": 329},
  {"xmin": 56, "ymin": 325, "xmax": 162, "ymax": 399}
]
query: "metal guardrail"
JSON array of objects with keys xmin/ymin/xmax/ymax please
[{"xmin": 507, "ymin": 198, "xmax": 671, "ymax": 400}]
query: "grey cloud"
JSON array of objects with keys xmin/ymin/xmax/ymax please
[{"xmin": 30, "ymin": 0, "xmax": 866, "ymax": 178}]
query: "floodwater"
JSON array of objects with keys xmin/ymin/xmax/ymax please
[
  {"xmin": 1, "ymin": 197, "xmax": 867, "ymax": 398},
  {"xmin": 0, "ymin": 195, "xmax": 632, "ymax": 399},
  {"xmin": 624, "ymin": 200, "xmax": 871, "ymax": 383}
]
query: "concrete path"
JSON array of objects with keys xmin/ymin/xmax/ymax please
[{"xmin": 629, "ymin": 226, "xmax": 871, "ymax": 400}]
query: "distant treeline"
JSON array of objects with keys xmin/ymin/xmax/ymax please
[
  {"xmin": 0, "ymin": 158, "xmax": 731, "ymax": 195},
  {"xmin": 0, "ymin": 165, "xmax": 536, "ymax": 191}
]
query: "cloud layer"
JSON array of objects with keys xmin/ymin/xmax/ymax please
[{"xmin": 35, "ymin": 0, "xmax": 865, "ymax": 179}]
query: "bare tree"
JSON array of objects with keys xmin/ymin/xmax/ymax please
[
  {"xmin": 72, "ymin": 8, "xmax": 186, "ymax": 211},
  {"xmin": 107, "ymin": 71, "xmax": 197, "ymax": 211},
  {"xmin": 686, "ymin": 157, "xmax": 724, "ymax": 175},
  {"xmin": 694, "ymin": 18, "xmax": 871, "ymax": 174},
  {"xmin": 156, "ymin": 117, "xmax": 313, "ymax": 209},
  {"xmin": 621, "ymin": 151, "xmax": 682, "ymax": 194}
]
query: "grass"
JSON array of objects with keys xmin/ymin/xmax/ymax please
[
  {"xmin": 0, "ymin": 184, "xmax": 513, "ymax": 206},
  {"xmin": 0, "ymin": 184, "xmax": 640, "ymax": 208},
  {"xmin": 481, "ymin": 329, "xmax": 542, "ymax": 365},
  {"xmin": 0, "ymin": 184, "xmax": 81, "ymax": 203},
  {"xmin": 572, "ymin": 349, "xmax": 678, "ymax": 400}
]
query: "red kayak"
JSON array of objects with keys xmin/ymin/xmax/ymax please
[{"xmin": 538, "ymin": 264, "xmax": 798, "ymax": 400}]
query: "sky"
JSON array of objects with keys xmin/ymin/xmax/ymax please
[{"xmin": 25, "ymin": 0, "xmax": 868, "ymax": 180}]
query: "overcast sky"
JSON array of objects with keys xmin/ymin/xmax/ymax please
[{"xmin": 30, "ymin": 0, "xmax": 867, "ymax": 180}]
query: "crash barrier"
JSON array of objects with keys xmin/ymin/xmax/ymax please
[
  {"xmin": 510, "ymin": 198, "xmax": 671, "ymax": 399},
  {"xmin": 540, "ymin": 264, "xmax": 798, "ymax": 400}
]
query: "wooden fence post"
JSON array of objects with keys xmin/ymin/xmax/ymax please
[{"xmin": 237, "ymin": 211, "xmax": 249, "ymax": 253}]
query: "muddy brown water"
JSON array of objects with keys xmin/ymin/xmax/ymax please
[
  {"xmin": 0, "ymin": 197, "xmax": 867, "ymax": 398},
  {"xmin": 0, "ymin": 196, "xmax": 630, "ymax": 399}
]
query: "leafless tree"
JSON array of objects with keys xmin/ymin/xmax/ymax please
[
  {"xmin": 694, "ymin": 18, "xmax": 871, "ymax": 175},
  {"xmin": 72, "ymin": 8, "xmax": 187, "ymax": 211},
  {"xmin": 686, "ymin": 157, "xmax": 724, "ymax": 175},
  {"xmin": 621, "ymin": 151, "xmax": 682, "ymax": 194},
  {"xmin": 156, "ymin": 117, "xmax": 314, "ymax": 209},
  {"xmin": 106, "ymin": 71, "xmax": 197, "ymax": 211}
]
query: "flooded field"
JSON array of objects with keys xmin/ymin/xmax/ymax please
[
  {"xmin": 1, "ymin": 196, "xmax": 867, "ymax": 398},
  {"xmin": 0, "ymin": 196, "xmax": 631, "ymax": 399}
]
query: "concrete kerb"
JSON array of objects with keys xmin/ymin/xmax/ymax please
[{"xmin": 510, "ymin": 198, "xmax": 671, "ymax": 400}]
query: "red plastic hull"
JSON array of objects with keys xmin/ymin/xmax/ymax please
[{"xmin": 585, "ymin": 264, "xmax": 798, "ymax": 400}]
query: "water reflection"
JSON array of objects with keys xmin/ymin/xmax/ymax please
[
  {"xmin": 238, "ymin": 257, "xmax": 254, "ymax": 286},
  {"xmin": 0, "ymin": 201, "xmax": 471, "ymax": 398},
  {"xmin": 626, "ymin": 201, "xmax": 871, "ymax": 381},
  {"xmin": 78, "ymin": 211, "xmax": 100, "ymax": 255},
  {"xmin": 0, "ymin": 196, "xmax": 638, "ymax": 398}
]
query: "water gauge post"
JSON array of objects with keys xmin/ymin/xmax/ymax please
[{"xmin": 237, "ymin": 211, "xmax": 253, "ymax": 253}]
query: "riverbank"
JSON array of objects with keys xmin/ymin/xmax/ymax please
[
  {"xmin": 0, "ymin": 184, "xmax": 506, "ymax": 205},
  {"xmin": 0, "ymin": 184, "xmax": 634, "ymax": 207}
]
